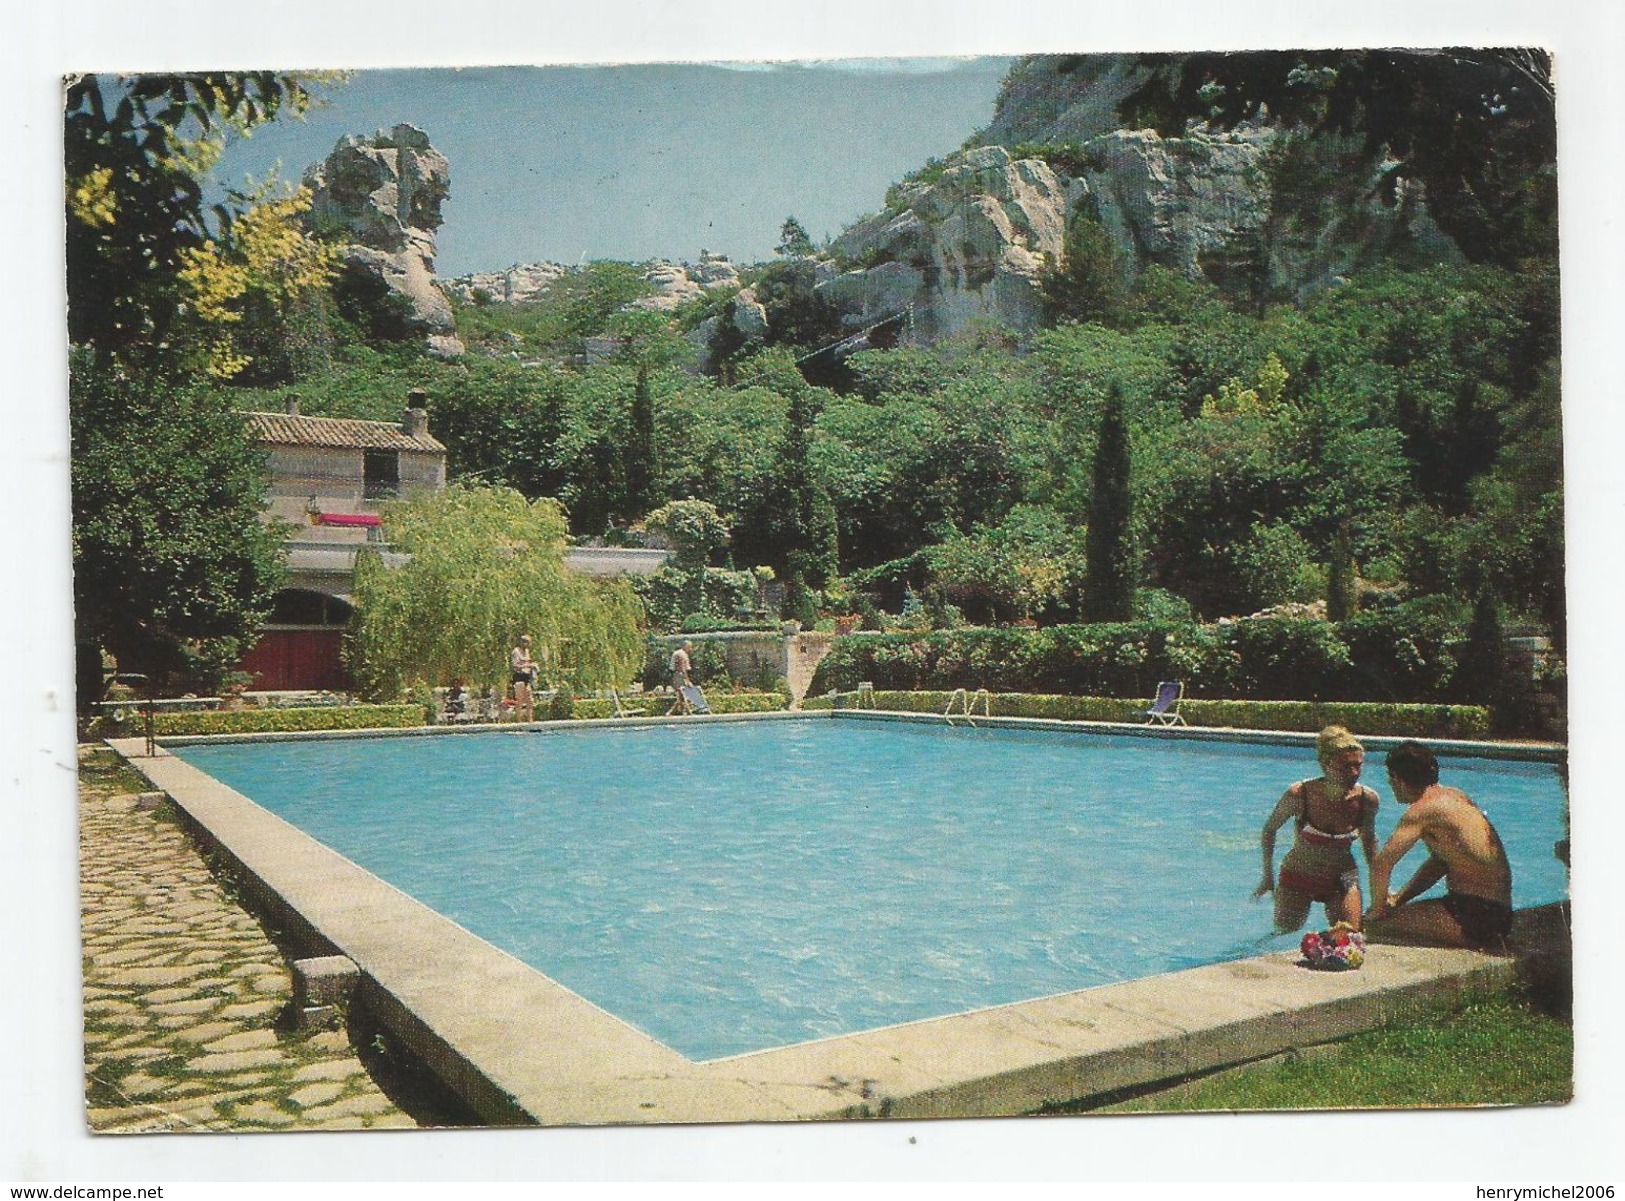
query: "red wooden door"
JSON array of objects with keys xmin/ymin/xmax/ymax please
[{"xmin": 239, "ymin": 630, "xmax": 349, "ymax": 691}]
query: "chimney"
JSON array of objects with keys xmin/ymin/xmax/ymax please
[
  {"xmin": 403, "ymin": 389, "xmax": 429, "ymax": 438},
  {"xmin": 284, "ymin": 394, "xmax": 301, "ymax": 416}
]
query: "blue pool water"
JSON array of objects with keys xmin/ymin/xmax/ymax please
[{"xmin": 176, "ymin": 721, "xmax": 1568, "ymax": 1060}]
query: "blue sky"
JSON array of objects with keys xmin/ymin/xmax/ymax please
[{"xmin": 211, "ymin": 59, "xmax": 1012, "ymax": 276}]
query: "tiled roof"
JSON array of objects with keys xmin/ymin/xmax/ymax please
[{"xmin": 245, "ymin": 411, "xmax": 445, "ymax": 453}]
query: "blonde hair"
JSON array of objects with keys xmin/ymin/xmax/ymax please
[{"xmin": 1316, "ymin": 725, "xmax": 1364, "ymax": 766}]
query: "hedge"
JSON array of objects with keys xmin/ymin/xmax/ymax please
[
  {"xmin": 802, "ymin": 690, "xmax": 1489, "ymax": 739},
  {"xmin": 807, "ymin": 611, "xmax": 1482, "ymax": 706},
  {"xmin": 113, "ymin": 693, "xmax": 791, "ymax": 739},
  {"xmin": 526, "ymin": 691, "xmax": 791, "ymax": 721},
  {"xmin": 145, "ymin": 704, "xmax": 428, "ymax": 737}
]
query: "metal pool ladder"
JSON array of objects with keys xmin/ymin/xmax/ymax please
[{"xmin": 943, "ymin": 688, "xmax": 992, "ymax": 726}]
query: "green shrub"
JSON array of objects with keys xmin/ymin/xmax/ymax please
[
  {"xmin": 1183, "ymin": 699, "xmax": 1490, "ymax": 739},
  {"xmin": 634, "ymin": 565, "xmax": 759, "ymax": 633},
  {"xmin": 705, "ymin": 692, "xmax": 791, "ymax": 714},
  {"xmin": 1223, "ymin": 616, "xmax": 1351, "ymax": 699},
  {"xmin": 808, "ymin": 622, "xmax": 1228, "ymax": 697},
  {"xmin": 547, "ymin": 691, "xmax": 787, "ymax": 718},
  {"xmin": 564, "ymin": 698, "xmax": 615, "ymax": 720},
  {"xmin": 1336, "ymin": 598, "xmax": 1463, "ymax": 702},
  {"xmin": 150, "ymin": 704, "xmax": 427, "ymax": 737}
]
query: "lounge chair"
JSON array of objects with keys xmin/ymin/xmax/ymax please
[
  {"xmin": 667, "ymin": 684, "xmax": 711, "ymax": 716},
  {"xmin": 611, "ymin": 689, "xmax": 647, "ymax": 718},
  {"xmin": 1142, "ymin": 680, "xmax": 1186, "ymax": 726}
]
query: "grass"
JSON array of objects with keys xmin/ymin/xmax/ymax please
[
  {"xmin": 1085, "ymin": 989, "xmax": 1571, "ymax": 1113},
  {"xmin": 77, "ymin": 745, "xmax": 153, "ymax": 796}
]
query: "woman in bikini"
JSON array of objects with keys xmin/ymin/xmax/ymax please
[{"xmin": 1254, "ymin": 726, "xmax": 1381, "ymax": 933}]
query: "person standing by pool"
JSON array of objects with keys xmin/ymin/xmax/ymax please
[
  {"xmin": 1254, "ymin": 726, "xmax": 1381, "ymax": 932},
  {"xmin": 1364, "ymin": 741, "xmax": 1514, "ymax": 949},
  {"xmin": 510, "ymin": 635, "xmax": 539, "ymax": 721},
  {"xmin": 667, "ymin": 639, "xmax": 700, "ymax": 715},
  {"xmin": 670, "ymin": 640, "xmax": 694, "ymax": 690}
]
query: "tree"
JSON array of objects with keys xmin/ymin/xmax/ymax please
[
  {"xmin": 644, "ymin": 499, "xmax": 731, "ymax": 620},
  {"xmin": 1081, "ymin": 383, "xmax": 1136, "ymax": 620},
  {"xmin": 776, "ymin": 215, "xmax": 815, "ymax": 257},
  {"xmin": 67, "ymin": 73, "xmax": 338, "ymax": 704},
  {"xmin": 623, "ymin": 365, "xmax": 657, "ymax": 519},
  {"xmin": 1453, "ymin": 586, "xmax": 1507, "ymax": 706},
  {"xmin": 1041, "ymin": 203, "xmax": 1128, "ymax": 326},
  {"xmin": 771, "ymin": 386, "xmax": 840, "ymax": 589},
  {"xmin": 1326, "ymin": 521, "xmax": 1358, "ymax": 622},
  {"xmin": 71, "ymin": 355, "xmax": 286, "ymax": 703},
  {"xmin": 347, "ymin": 483, "xmax": 644, "ymax": 699},
  {"xmin": 174, "ymin": 181, "xmax": 340, "ymax": 381},
  {"xmin": 752, "ymin": 258, "xmax": 845, "ymax": 354},
  {"xmin": 925, "ymin": 505, "xmax": 1077, "ymax": 624},
  {"xmin": 65, "ymin": 72, "xmax": 332, "ymax": 366}
]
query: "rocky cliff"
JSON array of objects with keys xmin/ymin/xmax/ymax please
[
  {"xmin": 821, "ymin": 146, "xmax": 1076, "ymax": 341},
  {"xmin": 815, "ymin": 128, "xmax": 1280, "ymax": 341},
  {"xmin": 306, "ymin": 124, "xmax": 464, "ymax": 357},
  {"xmin": 808, "ymin": 54, "xmax": 1463, "ymax": 341},
  {"xmin": 978, "ymin": 54, "xmax": 1148, "ymax": 147}
]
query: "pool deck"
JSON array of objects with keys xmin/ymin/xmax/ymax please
[{"xmin": 106, "ymin": 716, "xmax": 1569, "ymax": 1125}]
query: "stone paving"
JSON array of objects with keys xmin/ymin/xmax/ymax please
[{"xmin": 79, "ymin": 746, "xmax": 420, "ymax": 1133}]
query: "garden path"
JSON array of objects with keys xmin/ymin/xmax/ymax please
[{"xmin": 79, "ymin": 747, "xmax": 421, "ymax": 1133}]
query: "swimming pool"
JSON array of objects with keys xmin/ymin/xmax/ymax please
[{"xmin": 172, "ymin": 718, "xmax": 1567, "ymax": 1061}]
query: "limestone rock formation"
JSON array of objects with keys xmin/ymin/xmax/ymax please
[
  {"xmin": 687, "ymin": 286, "xmax": 769, "ymax": 369},
  {"xmin": 1080, "ymin": 126, "xmax": 1274, "ymax": 285},
  {"xmin": 964, "ymin": 53, "xmax": 1464, "ymax": 304},
  {"xmin": 979, "ymin": 54, "xmax": 1148, "ymax": 147},
  {"xmin": 442, "ymin": 262, "xmax": 569, "ymax": 305},
  {"xmin": 822, "ymin": 146, "xmax": 1075, "ymax": 341},
  {"xmin": 305, "ymin": 124, "xmax": 464, "ymax": 356},
  {"xmin": 635, "ymin": 253, "xmax": 743, "ymax": 312},
  {"xmin": 815, "ymin": 114, "xmax": 1459, "ymax": 340},
  {"xmin": 816, "ymin": 134, "xmax": 1282, "ymax": 341}
]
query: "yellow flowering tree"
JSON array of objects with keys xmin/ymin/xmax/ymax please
[
  {"xmin": 65, "ymin": 72, "xmax": 337, "ymax": 363},
  {"xmin": 1200, "ymin": 352, "xmax": 1290, "ymax": 418},
  {"xmin": 176, "ymin": 182, "xmax": 339, "ymax": 379}
]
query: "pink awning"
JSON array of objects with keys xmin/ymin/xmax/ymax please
[{"xmin": 316, "ymin": 512, "xmax": 383, "ymax": 528}]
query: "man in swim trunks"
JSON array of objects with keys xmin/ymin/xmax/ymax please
[
  {"xmin": 1255, "ymin": 726, "xmax": 1381, "ymax": 933},
  {"xmin": 510, "ymin": 635, "xmax": 538, "ymax": 720},
  {"xmin": 1364, "ymin": 741, "xmax": 1514, "ymax": 950}
]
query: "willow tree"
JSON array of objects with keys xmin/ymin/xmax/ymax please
[{"xmin": 347, "ymin": 483, "xmax": 645, "ymax": 699}]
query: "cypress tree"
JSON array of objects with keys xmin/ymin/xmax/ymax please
[
  {"xmin": 777, "ymin": 386, "xmax": 839, "ymax": 589},
  {"xmin": 1455, "ymin": 586, "xmax": 1507, "ymax": 704},
  {"xmin": 624, "ymin": 364, "xmax": 656, "ymax": 519},
  {"xmin": 1082, "ymin": 383, "xmax": 1136, "ymax": 621},
  {"xmin": 1326, "ymin": 520, "xmax": 1358, "ymax": 622}
]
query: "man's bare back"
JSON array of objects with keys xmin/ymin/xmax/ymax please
[
  {"xmin": 1365, "ymin": 742, "xmax": 1514, "ymax": 950},
  {"xmin": 1402, "ymin": 786, "xmax": 1512, "ymax": 903}
]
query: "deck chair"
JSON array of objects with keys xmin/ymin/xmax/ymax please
[
  {"xmin": 1142, "ymin": 680, "xmax": 1186, "ymax": 726},
  {"xmin": 667, "ymin": 683, "xmax": 711, "ymax": 715},
  {"xmin": 611, "ymin": 688, "xmax": 647, "ymax": 718}
]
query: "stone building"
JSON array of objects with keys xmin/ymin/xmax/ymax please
[
  {"xmin": 238, "ymin": 392, "xmax": 445, "ymax": 690},
  {"xmin": 236, "ymin": 391, "xmax": 669, "ymax": 693}
]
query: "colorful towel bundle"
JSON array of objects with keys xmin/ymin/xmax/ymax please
[{"xmin": 1301, "ymin": 922, "xmax": 1367, "ymax": 970}]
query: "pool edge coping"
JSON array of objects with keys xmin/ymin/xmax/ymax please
[
  {"xmin": 102, "ymin": 726, "xmax": 1567, "ymax": 1126},
  {"xmin": 153, "ymin": 706, "xmax": 1565, "ymax": 763}
]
